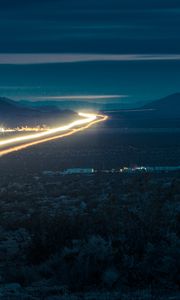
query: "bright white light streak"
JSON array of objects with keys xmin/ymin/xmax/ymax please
[
  {"xmin": 0, "ymin": 112, "xmax": 96, "ymax": 147},
  {"xmin": 0, "ymin": 114, "xmax": 108, "ymax": 157}
]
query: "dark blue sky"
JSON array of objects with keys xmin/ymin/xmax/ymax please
[
  {"xmin": 0, "ymin": 0, "xmax": 179, "ymax": 104},
  {"xmin": 0, "ymin": 0, "xmax": 180, "ymax": 54}
]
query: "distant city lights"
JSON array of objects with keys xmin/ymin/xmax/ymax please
[{"xmin": 0, "ymin": 126, "xmax": 50, "ymax": 133}]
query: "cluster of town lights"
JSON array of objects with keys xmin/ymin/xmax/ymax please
[{"xmin": 0, "ymin": 126, "xmax": 49, "ymax": 133}]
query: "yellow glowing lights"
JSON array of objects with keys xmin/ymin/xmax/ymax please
[
  {"xmin": 0, "ymin": 112, "xmax": 108, "ymax": 157},
  {"xmin": 0, "ymin": 126, "xmax": 50, "ymax": 133},
  {"xmin": 0, "ymin": 112, "xmax": 96, "ymax": 147}
]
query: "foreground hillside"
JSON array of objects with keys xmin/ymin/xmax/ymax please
[{"xmin": 0, "ymin": 172, "xmax": 179, "ymax": 299}]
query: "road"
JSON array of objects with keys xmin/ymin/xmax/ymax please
[{"xmin": 0, "ymin": 112, "xmax": 108, "ymax": 157}]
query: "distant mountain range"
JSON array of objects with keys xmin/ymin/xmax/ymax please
[
  {"xmin": 19, "ymin": 99, "xmax": 144, "ymax": 111},
  {"xmin": 0, "ymin": 97, "xmax": 76, "ymax": 127},
  {"xmin": 0, "ymin": 93, "xmax": 179, "ymax": 128},
  {"xmin": 19, "ymin": 93, "xmax": 180, "ymax": 114}
]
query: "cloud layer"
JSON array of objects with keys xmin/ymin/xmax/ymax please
[
  {"xmin": 0, "ymin": 1, "xmax": 179, "ymax": 54},
  {"xmin": 0, "ymin": 53, "xmax": 180, "ymax": 64}
]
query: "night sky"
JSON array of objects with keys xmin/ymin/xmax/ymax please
[{"xmin": 0, "ymin": 0, "xmax": 180, "ymax": 104}]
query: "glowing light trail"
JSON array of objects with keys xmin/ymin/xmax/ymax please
[
  {"xmin": 0, "ymin": 112, "xmax": 96, "ymax": 147},
  {"xmin": 0, "ymin": 113, "xmax": 108, "ymax": 157}
]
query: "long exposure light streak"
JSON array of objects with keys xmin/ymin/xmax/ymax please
[
  {"xmin": 0, "ymin": 112, "xmax": 96, "ymax": 147},
  {"xmin": 0, "ymin": 113, "xmax": 108, "ymax": 157}
]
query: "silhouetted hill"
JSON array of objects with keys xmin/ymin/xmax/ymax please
[
  {"xmin": 142, "ymin": 93, "xmax": 180, "ymax": 117},
  {"xmin": 107, "ymin": 93, "xmax": 180, "ymax": 128},
  {"xmin": 0, "ymin": 97, "xmax": 76, "ymax": 127},
  {"xmin": 0, "ymin": 97, "xmax": 20, "ymax": 110}
]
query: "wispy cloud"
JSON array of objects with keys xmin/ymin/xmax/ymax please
[
  {"xmin": 0, "ymin": 53, "xmax": 180, "ymax": 64},
  {"xmin": 31, "ymin": 95, "xmax": 127, "ymax": 101}
]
